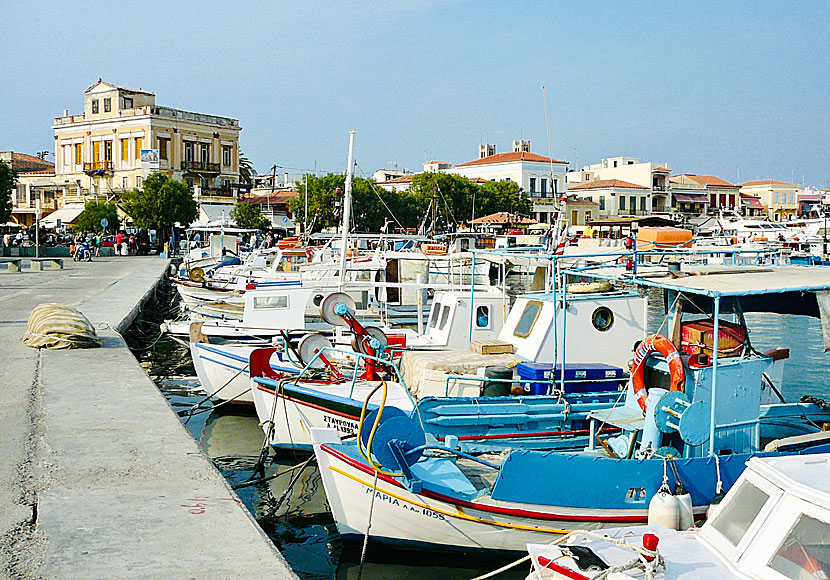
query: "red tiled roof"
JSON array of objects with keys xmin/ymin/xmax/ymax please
[
  {"xmin": 679, "ymin": 174, "xmax": 736, "ymax": 187},
  {"xmin": 471, "ymin": 211, "xmax": 535, "ymax": 225},
  {"xmin": 456, "ymin": 151, "xmax": 567, "ymax": 167},
  {"xmin": 567, "ymin": 179, "xmax": 648, "ymax": 191},
  {"xmin": 652, "ymin": 166, "xmax": 670, "ymax": 172},
  {"xmin": 379, "ymin": 174, "xmax": 415, "ymax": 184},
  {"xmin": 740, "ymin": 179, "xmax": 797, "ymax": 187},
  {"xmin": 8, "ymin": 152, "xmax": 55, "ymax": 172},
  {"xmin": 426, "ymin": 160, "xmax": 451, "ymax": 165}
]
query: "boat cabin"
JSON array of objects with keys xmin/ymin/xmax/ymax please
[
  {"xmin": 498, "ymin": 287, "xmax": 646, "ymax": 369},
  {"xmin": 698, "ymin": 454, "xmax": 830, "ymax": 580},
  {"xmin": 416, "ymin": 290, "xmax": 508, "ymax": 349},
  {"xmin": 574, "ymin": 264, "xmax": 830, "ymax": 460}
]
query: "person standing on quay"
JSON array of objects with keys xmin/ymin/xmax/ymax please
[{"xmin": 115, "ymin": 231, "xmax": 124, "ymax": 256}]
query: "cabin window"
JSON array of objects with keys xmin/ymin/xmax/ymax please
[
  {"xmin": 513, "ymin": 300, "xmax": 543, "ymax": 338},
  {"xmin": 768, "ymin": 514, "xmax": 830, "ymax": 579},
  {"xmin": 253, "ymin": 295, "xmax": 289, "ymax": 310},
  {"xmin": 591, "ymin": 307, "xmax": 614, "ymax": 332},
  {"xmin": 429, "ymin": 304, "xmax": 441, "ymax": 328},
  {"xmin": 313, "ymin": 294, "xmax": 324, "ymax": 307},
  {"xmin": 439, "ymin": 305, "xmax": 451, "ymax": 330},
  {"xmin": 476, "ymin": 306, "xmax": 490, "ymax": 329},
  {"xmin": 710, "ymin": 480, "xmax": 770, "ymax": 546}
]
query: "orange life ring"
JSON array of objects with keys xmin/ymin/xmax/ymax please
[{"xmin": 632, "ymin": 334, "xmax": 685, "ymax": 414}]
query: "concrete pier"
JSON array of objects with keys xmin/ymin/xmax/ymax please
[{"xmin": 0, "ymin": 257, "xmax": 297, "ymax": 579}]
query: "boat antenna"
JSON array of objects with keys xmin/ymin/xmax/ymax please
[
  {"xmin": 543, "ymin": 85, "xmax": 558, "ymax": 210},
  {"xmin": 338, "ymin": 130, "xmax": 356, "ymax": 287}
]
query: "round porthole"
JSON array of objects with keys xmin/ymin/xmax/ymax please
[
  {"xmin": 592, "ymin": 306, "xmax": 614, "ymax": 332},
  {"xmin": 313, "ymin": 294, "xmax": 324, "ymax": 307}
]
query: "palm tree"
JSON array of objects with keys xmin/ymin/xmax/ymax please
[{"xmin": 238, "ymin": 152, "xmax": 255, "ymax": 186}]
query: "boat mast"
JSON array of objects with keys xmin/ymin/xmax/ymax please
[{"xmin": 338, "ymin": 130, "xmax": 356, "ymax": 287}]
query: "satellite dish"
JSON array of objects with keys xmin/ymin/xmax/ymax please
[
  {"xmin": 297, "ymin": 333, "xmax": 334, "ymax": 369},
  {"xmin": 320, "ymin": 292, "xmax": 356, "ymax": 326}
]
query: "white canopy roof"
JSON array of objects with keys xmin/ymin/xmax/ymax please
[{"xmin": 41, "ymin": 205, "xmax": 85, "ymax": 227}]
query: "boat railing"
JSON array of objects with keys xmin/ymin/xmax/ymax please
[
  {"xmin": 290, "ymin": 345, "xmax": 417, "ymax": 408},
  {"xmin": 439, "ymin": 373, "xmax": 628, "ymax": 398}
]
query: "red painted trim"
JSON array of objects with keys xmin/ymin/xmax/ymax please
[
  {"xmin": 538, "ymin": 556, "xmax": 590, "ymax": 580},
  {"xmin": 438, "ymin": 426, "xmax": 621, "ymax": 442},
  {"xmin": 257, "ymin": 384, "xmax": 361, "ymax": 422},
  {"xmin": 319, "ymin": 444, "xmax": 648, "ymax": 524}
]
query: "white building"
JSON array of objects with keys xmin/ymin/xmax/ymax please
[
  {"xmin": 448, "ymin": 142, "xmax": 568, "ymax": 224},
  {"xmin": 566, "ymin": 179, "xmax": 651, "ymax": 218},
  {"xmin": 567, "ymin": 156, "xmax": 671, "ymax": 214}
]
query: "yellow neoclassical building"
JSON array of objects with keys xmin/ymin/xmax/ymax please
[
  {"xmin": 52, "ymin": 79, "xmax": 241, "ymax": 206},
  {"xmin": 739, "ymin": 180, "xmax": 799, "ymax": 221}
]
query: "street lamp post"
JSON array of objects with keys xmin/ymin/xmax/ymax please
[{"xmin": 35, "ymin": 197, "xmax": 40, "ymax": 259}]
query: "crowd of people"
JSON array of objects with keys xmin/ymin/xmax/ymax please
[{"xmin": 70, "ymin": 230, "xmax": 153, "ymax": 258}]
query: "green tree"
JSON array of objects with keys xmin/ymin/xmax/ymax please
[
  {"xmin": 231, "ymin": 201, "xmax": 270, "ymax": 230},
  {"xmin": 0, "ymin": 161, "xmax": 16, "ymax": 224},
  {"xmin": 122, "ymin": 173, "xmax": 197, "ymax": 241},
  {"xmin": 74, "ymin": 200, "xmax": 120, "ymax": 233},
  {"xmin": 409, "ymin": 173, "xmax": 478, "ymax": 232},
  {"xmin": 476, "ymin": 179, "xmax": 532, "ymax": 219},
  {"xmin": 290, "ymin": 173, "xmax": 422, "ymax": 233},
  {"xmin": 238, "ymin": 153, "xmax": 255, "ymax": 186}
]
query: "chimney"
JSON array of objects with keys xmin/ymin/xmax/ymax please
[
  {"xmin": 479, "ymin": 144, "xmax": 496, "ymax": 159},
  {"xmin": 513, "ymin": 139, "xmax": 530, "ymax": 153},
  {"xmin": 63, "ymin": 109, "xmax": 69, "ymax": 117}
]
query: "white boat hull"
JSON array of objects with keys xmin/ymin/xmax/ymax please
[
  {"xmin": 312, "ymin": 431, "xmax": 637, "ymax": 553},
  {"xmin": 251, "ymin": 379, "xmax": 413, "ymax": 450}
]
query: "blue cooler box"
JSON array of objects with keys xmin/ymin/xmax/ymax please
[{"xmin": 516, "ymin": 362, "xmax": 625, "ymax": 396}]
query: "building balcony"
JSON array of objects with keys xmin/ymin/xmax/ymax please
[
  {"xmin": 652, "ymin": 185, "xmax": 670, "ymax": 193},
  {"xmin": 198, "ymin": 186, "xmax": 238, "ymax": 199},
  {"xmin": 83, "ymin": 161, "xmax": 113, "ymax": 175},
  {"xmin": 182, "ymin": 161, "xmax": 221, "ymax": 176}
]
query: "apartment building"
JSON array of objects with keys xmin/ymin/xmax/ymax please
[
  {"xmin": 448, "ymin": 140, "xmax": 568, "ymax": 224},
  {"xmin": 740, "ymin": 180, "xmax": 800, "ymax": 221},
  {"xmin": 52, "ymin": 79, "xmax": 241, "ymax": 206},
  {"xmin": 2, "ymin": 151, "xmax": 58, "ymax": 227},
  {"xmin": 567, "ymin": 157, "xmax": 671, "ymax": 214},
  {"xmin": 566, "ymin": 179, "xmax": 651, "ymax": 218}
]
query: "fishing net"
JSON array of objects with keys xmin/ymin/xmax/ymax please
[{"xmin": 21, "ymin": 303, "xmax": 102, "ymax": 349}]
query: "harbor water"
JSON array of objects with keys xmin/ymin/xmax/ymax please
[{"xmin": 127, "ymin": 279, "xmax": 830, "ymax": 580}]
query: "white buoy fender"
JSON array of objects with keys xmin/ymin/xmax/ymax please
[
  {"xmin": 676, "ymin": 491, "xmax": 694, "ymax": 530},
  {"xmin": 648, "ymin": 489, "xmax": 681, "ymax": 530}
]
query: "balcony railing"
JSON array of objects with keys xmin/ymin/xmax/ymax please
[
  {"xmin": 182, "ymin": 161, "xmax": 220, "ymax": 175},
  {"xmin": 83, "ymin": 161, "xmax": 113, "ymax": 173},
  {"xmin": 198, "ymin": 187, "xmax": 238, "ymax": 199}
]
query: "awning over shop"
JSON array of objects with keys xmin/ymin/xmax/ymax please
[
  {"xmin": 741, "ymin": 197, "xmax": 764, "ymax": 210},
  {"xmin": 40, "ymin": 205, "xmax": 85, "ymax": 227},
  {"xmin": 673, "ymin": 193, "xmax": 709, "ymax": 203}
]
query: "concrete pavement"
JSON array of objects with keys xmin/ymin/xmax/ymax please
[{"xmin": 0, "ymin": 256, "xmax": 297, "ymax": 579}]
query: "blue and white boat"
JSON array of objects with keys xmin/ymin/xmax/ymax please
[{"xmin": 310, "ymin": 263, "xmax": 830, "ymax": 554}]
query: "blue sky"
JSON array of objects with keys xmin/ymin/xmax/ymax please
[{"xmin": 2, "ymin": 1, "xmax": 828, "ymax": 187}]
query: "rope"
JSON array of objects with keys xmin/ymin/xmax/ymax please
[
  {"xmin": 357, "ymin": 470, "xmax": 380, "ymax": 580},
  {"xmin": 178, "ymin": 363, "xmax": 250, "ymax": 420}
]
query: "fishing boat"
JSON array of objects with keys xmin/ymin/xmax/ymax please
[
  {"xmin": 310, "ymin": 263, "xmax": 830, "ymax": 554},
  {"xmin": 188, "ymin": 287, "xmax": 507, "ymax": 405},
  {"xmin": 522, "ymin": 453, "xmax": 830, "ymax": 579},
  {"xmin": 246, "ymin": 272, "xmax": 644, "ymax": 449}
]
